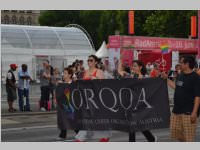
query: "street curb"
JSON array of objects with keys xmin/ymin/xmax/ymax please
[{"xmin": 1, "ymin": 111, "xmax": 56, "ymax": 117}]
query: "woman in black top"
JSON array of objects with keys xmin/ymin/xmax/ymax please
[{"xmin": 118, "ymin": 57, "xmax": 157, "ymax": 142}]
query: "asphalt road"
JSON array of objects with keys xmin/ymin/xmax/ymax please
[
  {"xmin": 2, "ymin": 113, "xmax": 200, "ymax": 142},
  {"xmin": 1, "ymin": 88, "xmax": 199, "ymax": 142}
]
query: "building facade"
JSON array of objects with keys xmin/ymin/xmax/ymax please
[{"xmin": 1, "ymin": 10, "xmax": 40, "ymax": 25}]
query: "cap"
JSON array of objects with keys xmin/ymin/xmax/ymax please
[{"xmin": 10, "ymin": 64, "xmax": 18, "ymax": 68}]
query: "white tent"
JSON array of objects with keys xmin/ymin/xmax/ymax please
[
  {"xmin": 95, "ymin": 41, "xmax": 109, "ymax": 58},
  {"xmin": 1, "ymin": 24, "xmax": 95, "ymax": 81}
]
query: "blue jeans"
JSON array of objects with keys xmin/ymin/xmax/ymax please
[{"xmin": 18, "ymin": 89, "xmax": 30, "ymax": 111}]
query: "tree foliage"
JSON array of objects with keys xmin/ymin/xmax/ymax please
[{"xmin": 39, "ymin": 10, "xmax": 198, "ymax": 50}]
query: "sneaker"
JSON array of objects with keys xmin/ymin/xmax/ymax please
[
  {"xmin": 99, "ymin": 138, "xmax": 109, "ymax": 142},
  {"xmin": 8, "ymin": 108, "xmax": 17, "ymax": 112},
  {"xmin": 40, "ymin": 107, "xmax": 46, "ymax": 112},
  {"xmin": 74, "ymin": 140, "xmax": 82, "ymax": 142},
  {"xmin": 8, "ymin": 108, "xmax": 13, "ymax": 112},
  {"xmin": 12, "ymin": 108, "xmax": 17, "ymax": 112},
  {"xmin": 154, "ymin": 135, "xmax": 158, "ymax": 142}
]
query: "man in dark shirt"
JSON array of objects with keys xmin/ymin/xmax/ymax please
[
  {"xmin": 162, "ymin": 55, "xmax": 200, "ymax": 141},
  {"xmin": 6, "ymin": 64, "xmax": 18, "ymax": 112}
]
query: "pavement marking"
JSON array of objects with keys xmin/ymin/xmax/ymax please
[
  {"xmin": 1, "ymin": 119, "xmax": 21, "ymax": 125},
  {"xmin": 1, "ymin": 125, "xmax": 57, "ymax": 132},
  {"xmin": 1, "ymin": 111, "xmax": 56, "ymax": 117}
]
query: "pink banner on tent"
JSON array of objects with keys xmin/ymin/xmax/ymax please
[
  {"xmin": 121, "ymin": 49, "xmax": 134, "ymax": 67},
  {"xmin": 121, "ymin": 36, "xmax": 135, "ymax": 48},
  {"xmin": 108, "ymin": 36, "xmax": 121, "ymax": 48},
  {"xmin": 121, "ymin": 36, "xmax": 198, "ymax": 52}
]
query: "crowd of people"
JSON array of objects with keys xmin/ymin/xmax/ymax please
[{"xmin": 5, "ymin": 54, "xmax": 200, "ymax": 142}]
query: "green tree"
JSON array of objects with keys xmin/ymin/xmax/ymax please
[
  {"xmin": 39, "ymin": 10, "xmax": 81, "ymax": 27},
  {"xmin": 38, "ymin": 10, "xmax": 198, "ymax": 50},
  {"xmin": 79, "ymin": 11, "xmax": 102, "ymax": 49},
  {"xmin": 143, "ymin": 10, "xmax": 197, "ymax": 38}
]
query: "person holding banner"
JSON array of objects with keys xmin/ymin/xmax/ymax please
[
  {"xmin": 74, "ymin": 55, "xmax": 112, "ymax": 142},
  {"xmin": 118, "ymin": 56, "xmax": 157, "ymax": 142},
  {"xmin": 56, "ymin": 67, "xmax": 79, "ymax": 140},
  {"xmin": 162, "ymin": 55, "xmax": 200, "ymax": 142},
  {"xmin": 195, "ymin": 63, "xmax": 200, "ymax": 76}
]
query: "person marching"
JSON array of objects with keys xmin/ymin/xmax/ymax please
[
  {"xmin": 50, "ymin": 67, "xmax": 61, "ymax": 110},
  {"xmin": 56, "ymin": 67, "xmax": 79, "ymax": 140},
  {"xmin": 161, "ymin": 55, "xmax": 200, "ymax": 142},
  {"xmin": 118, "ymin": 56, "xmax": 157, "ymax": 142},
  {"xmin": 74, "ymin": 55, "xmax": 112, "ymax": 142}
]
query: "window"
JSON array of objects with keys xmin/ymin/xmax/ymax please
[
  {"xmin": 1, "ymin": 17, "xmax": 4, "ymax": 24},
  {"xmin": 19, "ymin": 11, "xmax": 25, "ymax": 13},
  {"xmin": 11, "ymin": 10, "xmax": 17, "ymax": 12},
  {"xmin": 27, "ymin": 10, "xmax": 32, "ymax": 13},
  {"xmin": 4, "ymin": 15, "xmax": 10, "ymax": 24},
  {"xmin": 11, "ymin": 16, "xmax": 17, "ymax": 24},
  {"xmin": 27, "ymin": 16, "xmax": 32, "ymax": 25},
  {"xmin": 19, "ymin": 16, "xmax": 25, "ymax": 25}
]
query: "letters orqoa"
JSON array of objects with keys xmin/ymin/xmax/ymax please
[{"xmin": 56, "ymin": 78, "xmax": 170, "ymax": 132}]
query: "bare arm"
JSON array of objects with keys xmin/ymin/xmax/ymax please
[
  {"xmin": 167, "ymin": 79, "xmax": 176, "ymax": 89},
  {"xmin": 161, "ymin": 72, "xmax": 176, "ymax": 89},
  {"xmin": 191, "ymin": 97, "xmax": 200, "ymax": 123},
  {"xmin": 96, "ymin": 69, "xmax": 105, "ymax": 79},
  {"xmin": 43, "ymin": 72, "xmax": 51, "ymax": 80},
  {"xmin": 117, "ymin": 56, "xmax": 129, "ymax": 77}
]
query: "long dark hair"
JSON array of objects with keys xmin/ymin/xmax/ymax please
[
  {"xmin": 132, "ymin": 60, "xmax": 147, "ymax": 76},
  {"xmin": 88, "ymin": 55, "xmax": 100, "ymax": 68},
  {"xmin": 88, "ymin": 55, "xmax": 99, "ymax": 62}
]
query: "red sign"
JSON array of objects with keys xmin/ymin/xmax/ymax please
[
  {"xmin": 121, "ymin": 36, "xmax": 198, "ymax": 52},
  {"xmin": 121, "ymin": 36, "xmax": 135, "ymax": 48},
  {"xmin": 121, "ymin": 49, "xmax": 134, "ymax": 67},
  {"xmin": 139, "ymin": 52, "xmax": 172, "ymax": 72},
  {"xmin": 108, "ymin": 36, "xmax": 121, "ymax": 48}
]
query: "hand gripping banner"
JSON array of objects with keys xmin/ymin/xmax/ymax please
[{"xmin": 56, "ymin": 78, "xmax": 170, "ymax": 132}]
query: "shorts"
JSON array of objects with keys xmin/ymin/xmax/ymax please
[
  {"xmin": 170, "ymin": 113, "xmax": 198, "ymax": 142},
  {"xmin": 6, "ymin": 86, "xmax": 17, "ymax": 102}
]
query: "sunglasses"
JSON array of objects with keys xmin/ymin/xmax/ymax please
[{"xmin": 87, "ymin": 59, "xmax": 94, "ymax": 62}]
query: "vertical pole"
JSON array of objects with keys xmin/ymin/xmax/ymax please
[
  {"xmin": 198, "ymin": 11, "xmax": 200, "ymax": 60},
  {"xmin": 128, "ymin": 10, "xmax": 134, "ymax": 35}
]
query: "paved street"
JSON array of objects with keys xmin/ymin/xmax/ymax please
[
  {"xmin": 2, "ymin": 112, "xmax": 200, "ymax": 142},
  {"xmin": 1, "ymin": 87, "xmax": 200, "ymax": 142}
]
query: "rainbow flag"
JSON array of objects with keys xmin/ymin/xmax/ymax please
[
  {"xmin": 64, "ymin": 88, "xmax": 74, "ymax": 114},
  {"xmin": 160, "ymin": 44, "xmax": 169, "ymax": 54}
]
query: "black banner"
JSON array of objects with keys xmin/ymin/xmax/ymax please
[{"xmin": 56, "ymin": 78, "xmax": 170, "ymax": 132}]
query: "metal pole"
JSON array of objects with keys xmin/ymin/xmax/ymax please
[{"xmin": 197, "ymin": 11, "xmax": 200, "ymax": 66}]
